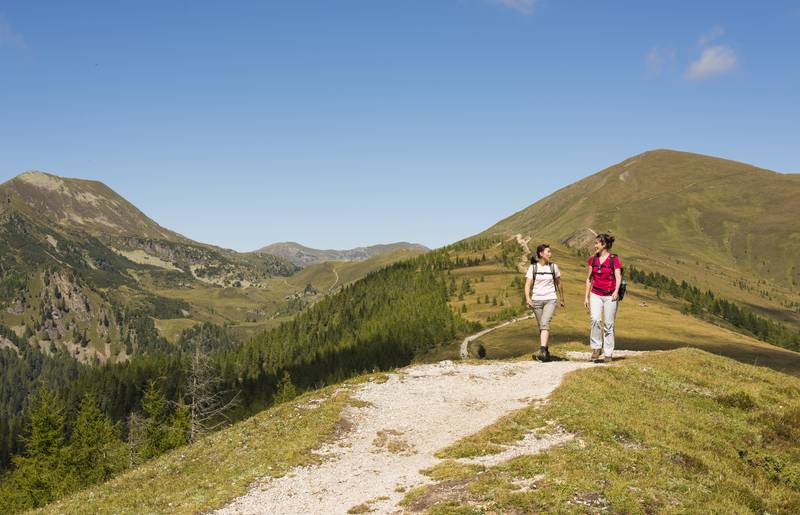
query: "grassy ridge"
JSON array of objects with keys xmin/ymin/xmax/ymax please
[
  {"xmin": 478, "ymin": 149, "xmax": 800, "ymax": 327},
  {"xmin": 409, "ymin": 349, "xmax": 800, "ymax": 514}
]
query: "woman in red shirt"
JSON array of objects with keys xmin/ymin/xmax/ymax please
[{"xmin": 583, "ymin": 234, "xmax": 622, "ymax": 362}]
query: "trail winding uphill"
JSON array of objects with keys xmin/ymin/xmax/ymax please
[
  {"xmin": 459, "ymin": 234, "xmax": 534, "ymax": 359},
  {"xmin": 216, "ymin": 358, "xmax": 597, "ymax": 515}
]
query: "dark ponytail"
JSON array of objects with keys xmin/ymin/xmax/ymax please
[
  {"xmin": 596, "ymin": 233, "xmax": 615, "ymax": 250},
  {"xmin": 530, "ymin": 243, "xmax": 550, "ymax": 263}
]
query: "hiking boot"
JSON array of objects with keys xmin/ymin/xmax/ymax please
[
  {"xmin": 536, "ymin": 348, "xmax": 551, "ymax": 362},
  {"xmin": 590, "ymin": 349, "xmax": 601, "ymax": 362},
  {"xmin": 603, "ymin": 355, "xmax": 613, "ymax": 363}
]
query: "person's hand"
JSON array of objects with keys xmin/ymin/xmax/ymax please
[
  {"xmin": 526, "ymin": 298, "xmax": 534, "ymax": 309},
  {"xmin": 560, "ymin": 299, "xmax": 566, "ymax": 308},
  {"xmin": 583, "ymin": 297, "xmax": 589, "ymax": 311},
  {"xmin": 611, "ymin": 292, "xmax": 619, "ymax": 301}
]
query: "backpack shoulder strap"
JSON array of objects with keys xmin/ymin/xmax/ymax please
[
  {"xmin": 550, "ymin": 262, "xmax": 556, "ymax": 277},
  {"xmin": 531, "ymin": 262, "xmax": 537, "ymax": 284}
]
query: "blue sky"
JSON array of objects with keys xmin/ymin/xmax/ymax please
[{"xmin": 1, "ymin": 1, "xmax": 798, "ymax": 251}]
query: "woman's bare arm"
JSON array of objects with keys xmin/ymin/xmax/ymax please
[
  {"xmin": 584, "ymin": 266, "xmax": 593, "ymax": 310},
  {"xmin": 525, "ymin": 277, "xmax": 534, "ymax": 307}
]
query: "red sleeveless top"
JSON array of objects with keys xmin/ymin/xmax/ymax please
[{"xmin": 587, "ymin": 254, "xmax": 621, "ymax": 296}]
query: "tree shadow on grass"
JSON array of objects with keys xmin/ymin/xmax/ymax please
[
  {"xmin": 609, "ymin": 337, "xmax": 800, "ymax": 377},
  {"xmin": 480, "ymin": 327, "xmax": 800, "ymax": 376}
]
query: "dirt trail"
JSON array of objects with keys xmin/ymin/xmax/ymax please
[
  {"xmin": 216, "ymin": 359, "xmax": 595, "ymax": 515},
  {"xmin": 459, "ymin": 314, "xmax": 534, "ymax": 359},
  {"xmin": 514, "ymin": 233, "xmax": 532, "ymax": 272},
  {"xmin": 459, "ymin": 234, "xmax": 533, "ymax": 359},
  {"xmin": 329, "ymin": 264, "xmax": 340, "ymax": 292}
]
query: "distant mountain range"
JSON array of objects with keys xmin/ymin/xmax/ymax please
[{"xmin": 254, "ymin": 241, "xmax": 430, "ymax": 268}]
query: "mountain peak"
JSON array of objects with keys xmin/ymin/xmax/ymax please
[
  {"xmin": 478, "ymin": 149, "xmax": 800, "ymax": 289},
  {"xmin": 1, "ymin": 170, "xmax": 186, "ymax": 242},
  {"xmin": 15, "ymin": 170, "xmax": 64, "ymax": 187}
]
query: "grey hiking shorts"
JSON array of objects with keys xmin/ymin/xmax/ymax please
[{"xmin": 532, "ymin": 299, "xmax": 557, "ymax": 332}]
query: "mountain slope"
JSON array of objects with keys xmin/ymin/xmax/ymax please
[
  {"xmin": 478, "ymin": 149, "xmax": 800, "ymax": 324},
  {"xmin": 0, "ymin": 171, "xmax": 300, "ymax": 362},
  {"xmin": 0, "ymin": 171, "xmax": 188, "ymax": 242},
  {"xmin": 0, "ymin": 170, "xmax": 298, "ymax": 283},
  {"xmin": 254, "ymin": 241, "xmax": 429, "ymax": 268}
]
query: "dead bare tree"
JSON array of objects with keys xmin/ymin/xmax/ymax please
[
  {"xmin": 126, "ymin": 411, "xmax": 145, "ymax": 468},
  {"xmin": 183, "ymin": 329, "xmax": 239, "ymax": 442}
]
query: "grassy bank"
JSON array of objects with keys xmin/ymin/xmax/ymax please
[
  {"xmin": 406, "ymin": 348, "xmax": 800, "ymax": 513},
  {"xmin": 34, "ymin": 377, "xmax": 384, "ymax": 515}
]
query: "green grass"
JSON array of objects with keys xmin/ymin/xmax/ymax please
[
  {"xmin": 409, "ymin": 348, "xmax": 800, "ymax": 514},
  {"xmin": 287, "ymin": 248, "xmax": 427, "ymax": 293},
  {"xmin": 36, "ymin": 382, "xmax": 368, "ymax": 514},
  {"xmin": 153, "ymin": 318, "xmax": 200, "ymax": 343}
]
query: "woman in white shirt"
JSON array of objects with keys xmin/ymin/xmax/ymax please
[{"xmin": 524, "ymin": 244, "xmax": 566, "ymax": 362}]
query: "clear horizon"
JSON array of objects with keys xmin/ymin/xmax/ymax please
[{"xmin": 2, "ymin": 1, "xmax": 799, "ymax": 251}]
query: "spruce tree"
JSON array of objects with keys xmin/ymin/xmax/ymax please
[
  {"xmin": 166, "ymin": 400, "xmax": 191, "ymax": 449},
  {"xmin": 137, "ymin": 381, "xmax": 171, "ymax": 461},
  {"xmin": 66, "ymin": 395, "xmax": 126, "ymax": 487},
  {"xmin": 10, "ymin": 388, "xmax": 67, "ymax": 509},
  {"xmin": 273, "ymin": 371, "xmax": 297, "ymax": 404}
]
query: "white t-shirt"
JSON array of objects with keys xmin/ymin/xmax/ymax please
[{"xmin": 525, "ymin": 263, "xmax": 561, "ymax": 301}]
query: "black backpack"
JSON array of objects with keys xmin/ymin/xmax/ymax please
[
  {"xmin": 591, "ymin": 254, "xmax": 627, "ymax": 301},
  {"xmin": 531, "ymin": 261, "xmax": 557, "ymax": 286}
]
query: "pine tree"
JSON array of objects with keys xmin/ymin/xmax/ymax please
[
  {"xmin": 9, "ymin": 388, "xmax": 67, "ymax": 509},
  {"xmin": 273, "ymin": 371, "xmax": 297, "ymax": 404},
  {"xmin": 166, "ymin": 400, "xmax": 191, "ymax": 449},
  {"xmin": 66, "ymin": 395, "xmax": 126, "ymax": 487},
  {"xmin": 137, "ymin": 381, "xmax": 172, "ymax": 461}
]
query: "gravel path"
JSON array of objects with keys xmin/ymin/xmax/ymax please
[
  {"xmin": 459, "ymin": 314, "xmax": 535, "ymax": 358},
  {"xmin": 216, "ymin": 359, "xmax": 595, "ymax": 514}
]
